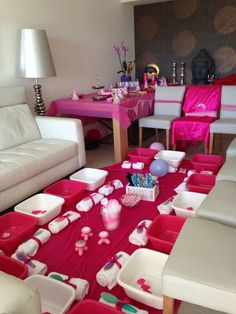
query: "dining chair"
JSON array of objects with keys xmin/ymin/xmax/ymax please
[
  {"xmin": 139, "ymin": 86, "xmax": 186, "ymax": 149},
  {"xmin": 171, "ymin": 85, "xmax": 221, "ymax": 153},
  {"xmin": 209, "ymin": 85, "xmax": 236, "ymax": 154}
]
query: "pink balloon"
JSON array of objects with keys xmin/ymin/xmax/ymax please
[{"xmin": 149, "ymin": 142, "xmax": 165, "ymax": 151}]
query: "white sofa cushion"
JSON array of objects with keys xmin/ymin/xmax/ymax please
[
  {"xmin": 216, "ymin": 157, "xmax": 236, "ymax": 182},
  {"xmin": 162, "ymin": 218, "xmax": 236, "ymax": 314},
  {"xmin": 0, "ymin": 271, "xmax": 41, "ymax": 314},
  {"xmin": 197, "ymin": 180, "xmax": 236, "ymax": 227},
  {"xmin": 226, "ymin": 137, "xmax": 236, "ymax": 160},
  {"xmin": 0, "ymin": 104, "xmax": 40, "ymax": 150},
  {"xmin": 0, "ymin": 138, "xmax": 77, "ymax": 192}
]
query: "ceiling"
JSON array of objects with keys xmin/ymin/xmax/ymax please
[{"xmin": 121, "ymin": 0, "xmax": 173, "ymax": 5}]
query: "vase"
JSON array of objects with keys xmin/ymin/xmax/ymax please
[{"xmin": 121, "ymin": 75, "xmax": 132, "ymax": 83}]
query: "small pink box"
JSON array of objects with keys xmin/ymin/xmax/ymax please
[
  {"xmin": 69, "ymin": 299, "xmax": 121, "ymax": 314},
  {"xmin": 187, "ymin": 173, "xmax": 216, "ymax": 194},
  {"xmin": 147, "ymin": 215, "xmax": 186, "ymax": 254},
  {"xmin": 0, "ymin": 212, "xmax": 37, "ymax": 253},
  {"xmin": 0, "ymin": 255, "xmax": 28, "ymax": 279},
  {"xmin": 128, "ymin": 148, "xmax": 157, "ymax": 165},
  {"xmin": 191, "ymin": 154, "xmax": 224, "ymax": 174},
  {"xmin": 44, "ymin": 179, "xmax": 87, "ymax": 206}
]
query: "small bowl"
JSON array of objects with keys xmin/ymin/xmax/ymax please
[
  {"xmin": 15, "ymin": 193, "xmax": 65, "ymax": 225},
  {"xmin": 70, "ymin": 168, "xmax": 108, "ymax": 191}
]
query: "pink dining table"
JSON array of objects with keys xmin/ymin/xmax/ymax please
[{"xmin": 48, "ymin": 92, "xmax": 154, "ymax": 162}]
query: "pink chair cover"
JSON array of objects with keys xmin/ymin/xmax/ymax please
[
  {"xmin": 172, "ymin": 85, "xmax": 221, "ymax": 146},
  {"xmin": 183, "ymin": 85, "xmax": 221, "ymax": 116}
]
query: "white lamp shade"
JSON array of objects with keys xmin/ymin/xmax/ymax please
[{"xmin": 16, "ymin": 28, "xmax": 56, "ymax": 78}]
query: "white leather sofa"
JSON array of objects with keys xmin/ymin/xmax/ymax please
[
  {"xmin": 0, "ymin": 272, "xmax": 42, "ymax": 314},
  {"xmin": 0, "ymin": 86, "xmax": 86, "ymax": 213}
]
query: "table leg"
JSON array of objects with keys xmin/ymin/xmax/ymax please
[{"xmin": 112, "ymin": 118, "xmax": 128, "ymax": 163}]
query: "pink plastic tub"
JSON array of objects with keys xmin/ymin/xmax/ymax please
[
  {"xmin": 191, "ymin": 154, "xmax": 224, "ymax": 174},
  {"xmin": 0, "ymin": 255, "xmax": 28, "ymax": 279},
  {"xmin": 187, "ymin": 173, "xmax": 216, "ymax": 194},
  {"xmin": 128, "ymin": 148, "xmax": 157, "ymax": 165},
  {"xmin": 147, "ymin": 215, "xmax": 186, "ymax": 254},
  {"xmin": 69, "ymin": 299, "xmax": 121, "ymax": 314},
  {"xmin": 0, "ymin": 212, "xmax": 37, "ymax": 252},
  {"xmin": 44, "ymin": 179, "xmax": 87, "ymax": 206}
]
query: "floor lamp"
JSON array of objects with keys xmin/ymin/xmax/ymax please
[{"xmin": 15, "ymin": 28, "xmax": 56, "ymax": 116}]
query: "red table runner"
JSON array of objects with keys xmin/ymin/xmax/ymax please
[{"xmin": 34, "ymin": 160, "xmax": 191, "ymax": 313}]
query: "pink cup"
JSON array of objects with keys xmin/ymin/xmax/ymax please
[
  {"xmin": 101, "ymin": 212, "xmax": 121, "ymax": 231},
  {"xmin": 101, "ymin": 200, "xmax": 121, "ymax": 231}
]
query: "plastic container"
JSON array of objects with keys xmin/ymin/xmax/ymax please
[
  {"xmin": 186, "ymin": 173, "xmax": 216, "ymax": 194},
  {"xmin": 172, "ymin": 191, "xmax": 207, "ymax": 218},
  {"xmin": 0, "ymin": 212, "xmax": 37, "ymax": 252},
  {"xmin": 126, "ymin": 183, "xmax": 159, "ymax": 202},
  {"xmin": 117, "ymin": 248, "xmax": 168, "ymax": 309},
  {"xmin": 25, "ymin": 274, "xmax": 75, "ymax": 314},
  {"xmin": 44, "ymin": 179, "xmax": 87, "ymax": 206},
  {"xmin": 69, "ymin": 300, "xmax": 121, "ymax": 314},
  {"xmin": 15, "ymin": 193, "xmax": 65, "ymax": 226},
  {"xmin": 191, "ymin": 154, "xmax": 224, "ymax": 174},
  {"xmin": 147, "ymin": 215, "xmax": 186, "ymax": 254},
  {"xmin": 128, "ymin": 148, "xmax": 157, "ymax": 165},
  {"xmin": 70, "ymin": 168, "xmax": 108, "ymax": 191},
  {"xmin": 0, "ymin": 255, "xmax": 28, "ymax": 279},
  {"xmin": 154, "ymin": 150, "xmax": 186, "ymax": 168}
]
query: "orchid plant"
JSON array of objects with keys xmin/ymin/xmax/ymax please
[{"xmin": 113, "ymin": 41, "xmax": 135, "ymax": 77}]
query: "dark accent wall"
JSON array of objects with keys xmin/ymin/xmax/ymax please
[{"xmin": 134, "ymin": 0, "xmax": 236, "ymax": 84}]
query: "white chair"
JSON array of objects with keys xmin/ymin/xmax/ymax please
[
  {"xmin": 139, "ymin": 86, "xmax": 186, "ymax": 149},
  {"xmin": 209, "ymin": 85, "xmax": 236, "ymax": 154}
]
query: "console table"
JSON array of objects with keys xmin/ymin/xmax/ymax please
[{"xmin": 48, "ymin": 93, "xmax": 154, "ymax": 162}]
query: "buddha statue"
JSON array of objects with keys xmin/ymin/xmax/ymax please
[{"xmin": 191, "ymin": 49, "xmax": 215, "ymax": 85}]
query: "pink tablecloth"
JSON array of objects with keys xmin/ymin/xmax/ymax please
[
  {"xmin": 29, "ymin": 161, "xmax": 191, "ymax": 313},
  {"xmin": 48, "ymin": 93, "xmax": 154, "ymax": 130}
]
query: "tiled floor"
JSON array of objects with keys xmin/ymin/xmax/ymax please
[{"xmin": 86, "ymin": 132, "xmax": 234, "ymax": 168}]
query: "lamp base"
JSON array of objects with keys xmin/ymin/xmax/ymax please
[{"xmin": 33, "ymin": 83, "xmax": 46, "ymax": 116}]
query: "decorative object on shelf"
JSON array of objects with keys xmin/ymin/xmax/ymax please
[
  {"xmin": 144, "ymin": 63, "xmax": 160, "ymax": 82},
  {"xmin": 180, "ymin": 62, "xmax": 186, "ymax": 85},
  {"xmin": 191, "ymin": 49, "xmax": 215, "ymax": 85},
  {"xmin": 16, "ymin": 28, "xmax": 56, "ymax": 116},
  {"xmin": 172, "ymin": 62, "xmax": 177, "ymax": 84},
  {"xmin": 113, "ymin": 41, "xmax": 135, "ymax": 80},
  {"xmin": 160, "ymin": 76, "xmax": 167, "ymax": 86}
]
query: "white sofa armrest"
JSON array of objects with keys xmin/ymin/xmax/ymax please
[{"xmin": 35, "ymin": 116, "xmax": 86, "ymax": 167}]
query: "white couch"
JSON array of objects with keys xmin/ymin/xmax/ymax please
[{"xmin": 0, "ymin": 86, "xmax": 86, "ymax": 213}]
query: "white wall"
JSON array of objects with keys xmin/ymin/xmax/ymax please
[{"xmin": 0, "ymin": 0, "xmax": 134, "ymax": 110}]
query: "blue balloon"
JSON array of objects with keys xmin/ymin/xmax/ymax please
[{"xmin": 149, "ymin": 159, "xmax": 169, "ymax": 177}]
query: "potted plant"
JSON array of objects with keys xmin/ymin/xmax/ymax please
[{"xmin": 113, "ymin": 41, "xmax": 135, "ymax": 82}]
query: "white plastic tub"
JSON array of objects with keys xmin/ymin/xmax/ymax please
[
  {"xmin": 172, "ymin": 191, "xmax": 207, "ymax": 218},
  {"xmin": 14, "ymin": 193, "xmax": 64, "ymax": 225},
  {"xmin": 70, "ymin": 168, "xmax": 108, "ymax": 191},
  {"xmin": 25, "ymin": 274, "xmax": 75, "ymax": 314},
  {"xmin": 154, "ymin": 150, "xmax": 186, "ymax": 169},
  {"xmin": 117, "ymin": 248, "xmax": 168, "ymax": 309}
]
